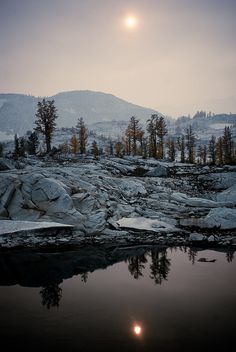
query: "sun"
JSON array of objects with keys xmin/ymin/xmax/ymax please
[{"xmin": 125, "ymin": 15, "xmax": 138, "ymax": 29}]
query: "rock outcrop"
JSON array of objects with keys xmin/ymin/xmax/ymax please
[{"xmin": 0, "ymin": 157, "xmax": 236, "ymax": 248}]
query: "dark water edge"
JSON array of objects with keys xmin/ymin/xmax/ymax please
[{"xmin": 0, "ymin": 245, "xmax": 235, "ymax": 352}]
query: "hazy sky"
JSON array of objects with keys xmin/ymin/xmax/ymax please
[{"xmin": 1, "ymin": 0, "xmax": 236, "ymax": 117}]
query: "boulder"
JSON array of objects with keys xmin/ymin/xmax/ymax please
[
  {"xmin": 203, "ymin": 208, "xmax": 236, "ymax": 230},
  {"xmin": 8, "ymin": 189, "xmax": 41, "ymax": 221},
  {"xmin": 145, "ymin": 163, "xmax": 169, "ymax": 177},
  {"xmin": 189, "ymin": 233, "xmax": 205, "ymax": 241},
  {"xmin": 118, "ymin": 179, "xmax": 147, "ymax": 197},
  {"xmin": 181, "ymin": 208, "xmax": 236, "ymax": 230},
  {"xmin": 0, "ymin": 158, "xmax": 15, "ymax": 171},
  {"xmin": 32, "ymin": 178, "xmax": 69, "ymax": 201},
  {"xmin": 85, "ymin": 210, "xmax": 107, "ymax": 234}
]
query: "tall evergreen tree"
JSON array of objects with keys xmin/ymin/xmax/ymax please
[
  {"xmin": 156, "ymin": 116, "xmax": 168, "ymax": 159},
  {"xmin": 208, "ymin": 135, "xmax": 216, "ymax": 165},
  {"xmin": 147, "ymin": 114, "xmax": 167, "ymax": 159},
  {"xmin": 14, "ymin": 134, "xmax": 20, "ymax": 158},
  {"xmin": 166, "ymin": 138, "xmax": 176, "ymax": 161},
  {"xmin": 185, "ymin": 125, "xmax": 196, "ymax": 163},
  {"xmin": 216, "ymin": 136, "xmax": 224, "ymax": 165},
  {"xmin": 19, "ymin": 137, "xmax": 26, "ymax": 157},
  {"xmin": 115, "ymin": 141, "xmax": 123, "ymax": 157},
  {"xmin": 147, "ymin": 115, "xmax": 157, "ymax": 157},
  {"xmin": 125, "ymin": 116, "xmax": 143, "ymax": 156},
  {"xmin": 70, "ymin": 134, "xmax": 79, "ymax": 154},
  {"xmin": 197, "ymin": 145, "xmax": 207, "ymax": 164},
  {"xmin": 177, "ymin": 135, "xmax": 185, "ymax": 163},
  {"xmin": 34, "ymin": 99, "xmax": 58, "ymax": 153},
  {"xmin": 27, "ymin": 131, "xmax": 39, "ymax": 155},
  {"xmin": 222, "ymin": 126, "xmax": 234, "ymax": 164},
  {"xmin": 76, "ymin": 117, "xmax": 88, "ymax": 154},
  {"xmin": 92, "ymin": 140, "xmax": 99, "ymax": 158}
]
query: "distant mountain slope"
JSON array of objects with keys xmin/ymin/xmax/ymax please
[{"xmin": 0, "ymin": 90, "xmax": 159, "ymax": 135}]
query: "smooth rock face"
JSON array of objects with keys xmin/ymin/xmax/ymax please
[
  {"xmin": 117, "ymin": 217, "xmax": 179, "ymax": 233},
  {"xmin": 0, "ymin": 157, "xmax": 236, "ymax": 238},
  {"xmin": 217, "ymin": 184, "xmax": 236, "ymax": 205},
  {"xmin": 171, "ymin": 192, "xmax": 232, "ymax": 208},
  {"xmin": 204, "ymin": 208, "xmax": 236, "ymax": 230},
  {"xmin": 0, "ymin": 220, "xmax": 73, "ymax": 235}
]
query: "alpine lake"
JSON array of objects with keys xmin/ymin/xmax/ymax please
[{"xmin": 0, "ymin": 245, "xmax": 235, "ymax": 352}]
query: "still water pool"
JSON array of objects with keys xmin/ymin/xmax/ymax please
[{"xmin": 0, "ymin": 246, "xmax": 235, "ymax": 352}]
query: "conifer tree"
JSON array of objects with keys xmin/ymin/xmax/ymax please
[
  {"xmin": 185, "ymin": 125, "xmax": 196, "ymax": 163},
  {"xmin": 27, "ymin": 131, "xmax": 39, "ymax": 155},
  {"xmin": 125, "ymin": 116, "xmax": 143, "ymax": 156},
  {"xmin": 177, "ymin": 135, "xmax": 185, "ymax": 163},
  {"xmin": 197, "ymin": 145, "xmax": 202, "ymax": 164},
  {"xmin": 70, "ymin": 134, "xmax": 79, "ymax": 154},
  {"xmin": 216, "ymin": 136, "xmax": 224, "ymax": 165},
  {"xmin": 92, "ymin": 140, "xmax": 99, "ymax": 158},
  {"xmin": 34, "ymin": 99, "xmax": 58, "ymax": 153},
  {"xmin": 60, "ymin": 141, "xmax": 69, "ymax": 154},
  {"xmin": 76, "ymin": 117, "xmax": 88, "ymax": 154},
  {"xmin": 14, "ymin": 134, "xmax": 20, "ymax": 158},
  {"xmin": 208, "ymin": 135, "xmax": 216, "ymax": 165},
  {"xmin": 197, "ymin": 145, "xmax": 207, "ymax": 164},
  {"xmin": 147, "ymin": 114, "xmax": 167, "ymax": 158},
  {"xmin": 156, "ymin": 116, "xmax": 168, "ymax": 159},
  {"xmin": 147, "ymin": 115, "xmax": 157, "ymax": 157},
  {"xmin": 222, "ymin": 126, "xmax": 234, "ymax": 164},
  {"xmin": 19, "ymin": 137, "xmax": 26, "ymax": 157},
  {"xmin": 115, "ymin": 141, "xmax": 123, "ymax": 157},
  {"xmin": 166, "ymin": 138, "xmax": 176, "ymax": 161},
  {"xmin": 109, "ymin": 140, "xmax": 114, "ymax": 156}
]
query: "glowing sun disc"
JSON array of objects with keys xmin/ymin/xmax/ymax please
[{"xmin": 125, "ymin": 16, "xmax": 138, "ymax": 28}]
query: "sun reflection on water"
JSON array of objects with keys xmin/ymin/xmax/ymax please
[{"xmin": 133, "ymin": 324, "xmax": 142, "ymax": 336}]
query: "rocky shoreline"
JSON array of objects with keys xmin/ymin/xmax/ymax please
[{"xmin": 0, "ymin": 156, "xmax": 236, "ymax": 250}]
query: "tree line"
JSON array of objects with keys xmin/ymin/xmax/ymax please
[{"xmin": 8, "ymin": 99, "xmax": 236, "ymax": 165}]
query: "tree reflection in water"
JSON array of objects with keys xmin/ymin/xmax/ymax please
[
  {"xmin": 188, "ymin": 248, "xmax": 198, "ymax": 265},
  {"xmin": 127, "ymin": 254, "xmax": 147, "ymax": 280},
  {"xmin": 226, "ymin": 250, "xmax": 234, "ymax": 263},
  {"xmin": 127, "ymin": 249, "xmax": 171, "ymax": 285},
  {"xmin": 150, "ymin": 250, "xmax": 171, "ymax": 285},
  {"xmin": 36, "ymin": 247, "xmax": 235, "ymax": 308},
  {"xmin": 40, "ymin": 283, "xmax": 62, "ymax": 309},
  {"xmin": 81, "ymin": 272, "xmax": 89, "ymax": 283}
]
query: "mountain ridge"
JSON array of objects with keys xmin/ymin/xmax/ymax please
[{"xmin": 0, "ymin": 90, "xmax": 160, "ymax": 135}]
